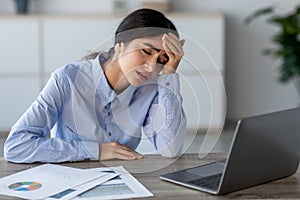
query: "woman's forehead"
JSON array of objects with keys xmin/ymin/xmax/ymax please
[{"xmin": 132, "ymin": 36, "xmax": 164, "ymax": 49}]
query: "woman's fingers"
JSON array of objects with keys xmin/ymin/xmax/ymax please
[
  {"xmin": 99, "ymin": 142, "xmax": 143, "ymax": 161},
  {"xmin": 115, "ymin": 147, "xmax": 143, "ymax": 160},
  {"xmin": 114, "ymin": 142, "xmax": 143, "ymax": 158},
  {"xmin": 161, "ymin": 33, "xmax": 185, "ymax": 74},
  {"xmin": 162, "ymin": 33, "xmax": 184, "ymax": 56},
  {"xmin": 112, "ymin": 142, "xmax": 143, "ymax": 157}
]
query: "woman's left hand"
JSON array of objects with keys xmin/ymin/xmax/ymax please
[{"xmin": 162, "ymin": 33, "xmax": 185, "ymax": 74}]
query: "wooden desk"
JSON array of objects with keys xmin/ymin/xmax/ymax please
[{"xmin": 1, "ymin": 154, "xmax": 300, "ymax": 199}]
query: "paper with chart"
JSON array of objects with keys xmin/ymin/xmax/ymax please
[
  {"xmin": 45, "ymin": 172, "xmax": 118, "ymax": 200},
  {"xmin": 0, "ymin": 164, "xmax": 113, "ymax": 200},
  {"xmin": 73, "ymin": 166, "xmax": 153, "ymax": 200}
]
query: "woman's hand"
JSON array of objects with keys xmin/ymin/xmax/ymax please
[
  {"xmin": 162, "ymin": 33, "xmax": 185, "ymax": 74},
  {"xmin": 99, "ymin": 141, "xmax": 144, "ymax": 161}
]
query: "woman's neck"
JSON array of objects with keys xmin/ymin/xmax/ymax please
[{"xmin": 102, "ymin": 58, "xmax": 129, "ymax": 94}]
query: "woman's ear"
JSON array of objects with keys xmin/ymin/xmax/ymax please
[{"xmin": 114, "ymin": 42, "xmax": 124, "ymax": 55}]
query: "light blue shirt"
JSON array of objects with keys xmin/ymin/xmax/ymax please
[{"xmin": 4, "ymin": 54, "xmax": 187, "ymax": 163}]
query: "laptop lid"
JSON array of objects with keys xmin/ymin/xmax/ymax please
[
  {"xmin": 160, "ymin": 107, "xmax": 300, "ymax": 195},
  {"xmin": 219, "ymin": 107, "xmax": 300, "ymax": 194}
]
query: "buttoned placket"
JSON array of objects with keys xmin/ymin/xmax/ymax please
[{"xmin": 104, "ymin": 102, "xmax": 112, "ymax": 138}]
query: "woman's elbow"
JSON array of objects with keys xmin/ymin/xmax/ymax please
[
  {"xmin": 4, "ymin": 145, "xmax": 19, "ymax": 163},
  {"xmin": 4, "ymin": 142, "xmax": 20, "ymax": 162},
  {"xmin": 3, "ymin": 138, "xmax": 31, "ymax": 163},
  {"xmin": 4, "ymin": 147, "xmax": 34, "ymax": 163}
]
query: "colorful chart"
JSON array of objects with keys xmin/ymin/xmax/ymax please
[{"xmin": 8, "ymin": 182, "xmax": 42, "ymax": 191}]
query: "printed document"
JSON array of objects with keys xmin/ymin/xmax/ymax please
[
  {"xmin": 73, "ymin": 166, "xmax": 153, "ymax": 200},
  {"xmin": 0, "ymin": 164, "xmax": 114, "ymax": 200}
]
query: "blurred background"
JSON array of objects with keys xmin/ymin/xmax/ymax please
[{"xmin": 0, "ymin": 0, "xmax": 299, "ymax": 156}]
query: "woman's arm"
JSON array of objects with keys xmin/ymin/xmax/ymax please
[
  {"xmin": 143, "ymin": 33, "xmax": 186, "ymax": 157},
  {"xmin": 4, "ymin": 68, "xmax": 94, "ymax": 163},
  {"xmin": 143, "ymin": 73, "xmax": 187, "ymax": 157}
]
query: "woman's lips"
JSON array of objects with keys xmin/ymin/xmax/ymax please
[{"xmin": 136, "ymin": 71, "xmax": 148, "ymax": 81}]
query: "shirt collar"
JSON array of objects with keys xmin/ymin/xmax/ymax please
[
  {"xmin": 94, "ymin": 52, "xmax": 137, "ymax": 107},
  {"xmin": 116, "ymin": 85, "xmax": 137, "ymax": 106}
]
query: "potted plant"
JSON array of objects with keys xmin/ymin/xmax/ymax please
[{"xmin": 245, "ymin": 5, "xmax": 300, "ymax": 97}]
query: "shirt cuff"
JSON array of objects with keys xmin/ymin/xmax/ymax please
[
  {"xmin": 79, "ymin": 141, "xmax": 99, "ymax": 161},
  {"xmin": 157, "ymin": 73, "xmax": 181, "ymax": 94}
]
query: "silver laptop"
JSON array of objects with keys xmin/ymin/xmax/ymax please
[{"xmin": 160, "ymin": 107, "xmax": 300, "ymax": 195}]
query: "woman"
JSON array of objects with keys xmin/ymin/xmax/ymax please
[{"xmin": 4, "ymin": 8, "xmax": 187, "ymax": 163}]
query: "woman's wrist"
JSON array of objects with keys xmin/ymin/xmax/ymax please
[{"xmin": 162, "ymin": 67, "xmax": 176, "ymax": 74}]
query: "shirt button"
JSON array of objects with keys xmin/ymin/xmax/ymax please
[
  {"xmin": 166, "ymin": 82, "xmax": 170, "ymax": 86},
  {"xmin": 108, "ymin": 112, "xmax": 111, "ymax": 116},
  {"xmin": 104, "ymin": 104, "xmax": 111, "ymax": 110},
  {"xmin": 108, "ymin": 132, "xmax": 112, "ymax": 136}
]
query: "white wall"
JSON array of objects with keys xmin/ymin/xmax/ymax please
[
  {"xmin": 0, "ymin": 0, "xmax": 299, "ymax": 121},
  {"xmin": 172, "ymin": 0, "xmax": 300, "ymax": 120}
]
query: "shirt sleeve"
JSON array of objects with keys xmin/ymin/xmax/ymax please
[
  {"xmin": 4, "ymin": 69, "xmax": 98, "ymax": 163},
  {"xmin": 143, "ymin": 73, "xmax": 187, "ymax": 157}
]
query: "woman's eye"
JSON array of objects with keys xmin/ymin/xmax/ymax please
[
  {"xmin": 142, "ymin": 49, "xmax": 151, "ymax": 55},
  {"xmin": 158, "ymin": 54, "xmax": 169, "ymax": 64}
]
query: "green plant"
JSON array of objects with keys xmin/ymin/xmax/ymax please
[{"xmin": 245, "ymin": 5, "xmax": 300, "ymax": 86}]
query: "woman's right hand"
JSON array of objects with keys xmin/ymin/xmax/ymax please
[{"xmin": 99, "ymin": 141, "xmax": 144, "ymax": 161}]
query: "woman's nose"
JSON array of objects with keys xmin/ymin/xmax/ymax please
[
  {"xmin": 145, "ymin": 57, "xmax": 158, "ymax": 72},
  {"xmin": 145, "ymin": 63, "xmax": 156, "ymax": 72}
]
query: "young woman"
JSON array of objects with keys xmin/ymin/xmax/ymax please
[{"xmin": 4, "ymin": 8, "xmax": 187, "ymax": 163}]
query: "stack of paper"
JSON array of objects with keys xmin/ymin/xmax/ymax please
[
  {"xmin": 74, "ymin": 166, "xmax": 153, "ymax": 200},
  {"xmin": 0, "ymin": 164, "xmax": 153, "ymax": 200}
]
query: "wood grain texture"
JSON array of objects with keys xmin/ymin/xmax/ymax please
[{"xmin": 0, "ymin": 154, "xmax": 299, "ymax": 200}]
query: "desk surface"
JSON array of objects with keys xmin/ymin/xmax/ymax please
[{"xmin": 0, "ymin": 153, "xmax": 300, "ymax": 200}]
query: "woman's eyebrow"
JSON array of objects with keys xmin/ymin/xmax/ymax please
[{"xmin": 142, "ymin": 43, "xmax": 161, "ymax": 52}]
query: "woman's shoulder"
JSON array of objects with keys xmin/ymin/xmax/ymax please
[
  {"xmin": 52, "ymin": 59, "xmax": 99, "ymax": 81},
  {"xmin": 54, "ymin": 60, "xmax": 89, "ymax": 74}
]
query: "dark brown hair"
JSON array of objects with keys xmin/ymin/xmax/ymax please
[{"xmin": 83, "ymin": 8, "xmax": 178, "ymax": 60}]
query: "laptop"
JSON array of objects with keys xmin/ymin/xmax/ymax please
[{"xmin": 160, "ymin": 107, "xmax": 300, "ymax": 195}]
